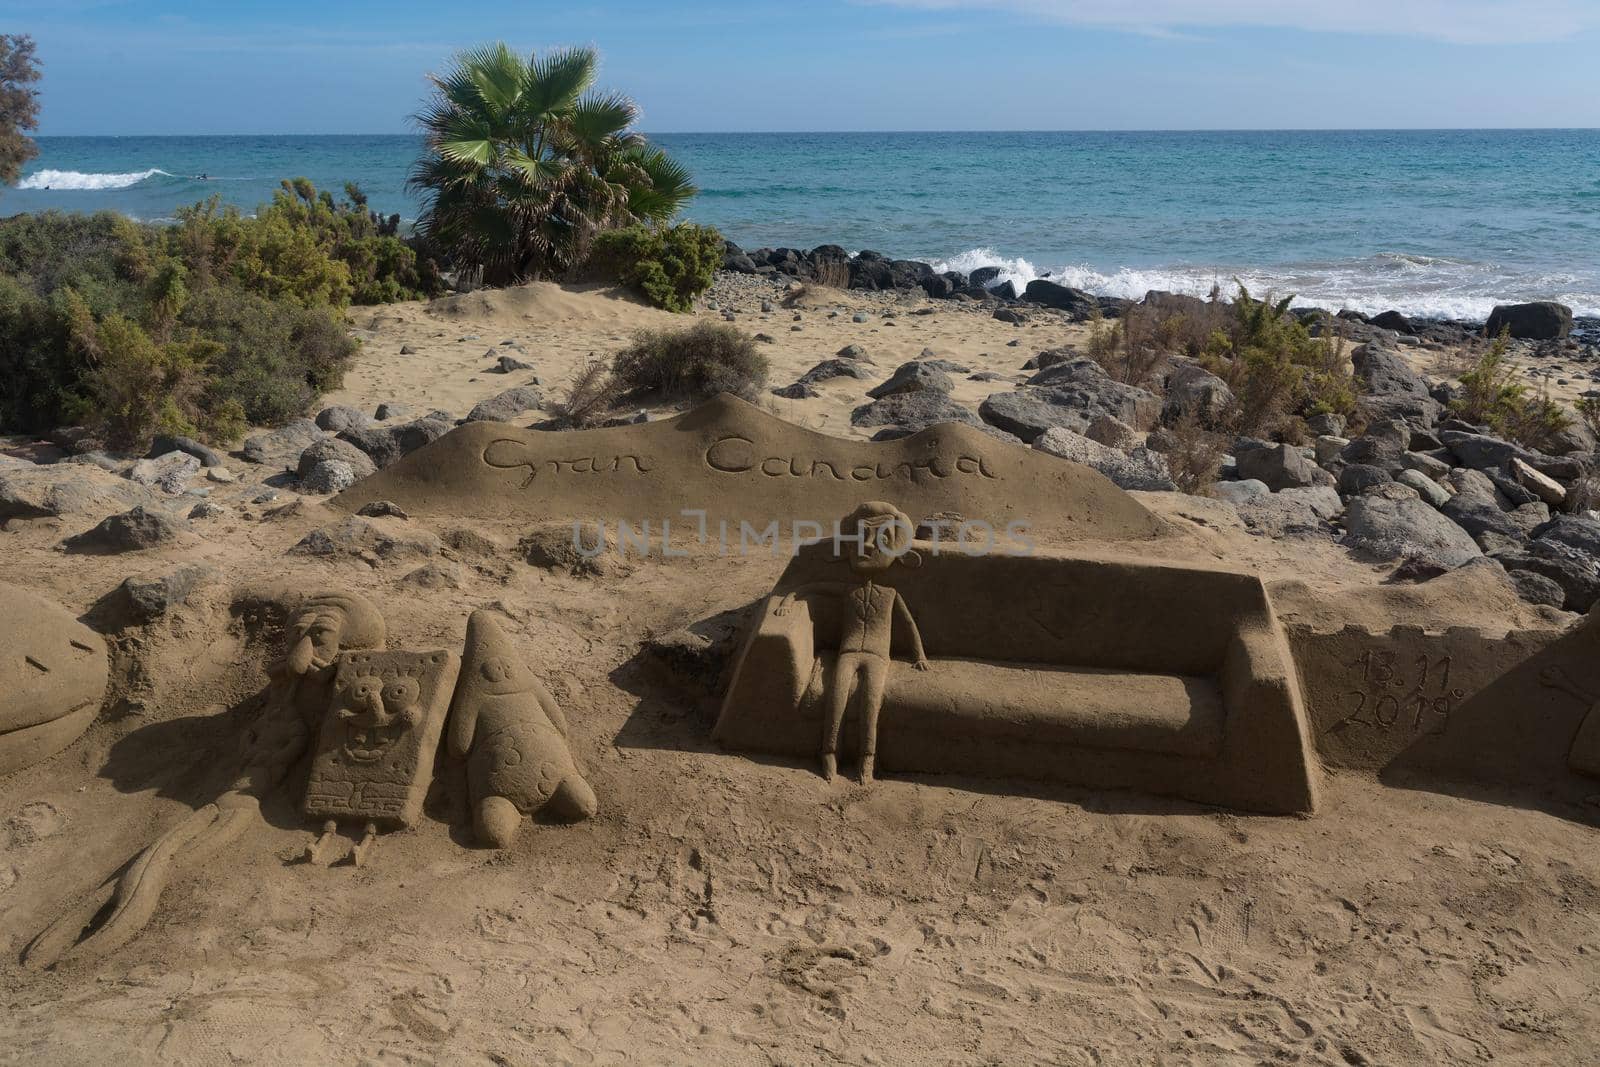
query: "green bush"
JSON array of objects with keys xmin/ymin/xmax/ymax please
[
  {"xmin": 1452, "ymin": 330, "xmax": 1572, "ymax": 450},
  {"xmin": 181, "ymin": 287, "xmax": 356, "ymax": 427},
  {"xmin": 1198, "ymin": 286, "xmax": 1355, "ymax": 438},
  {"xmin": 0, "ymin": 179, "xmax": 419, "ymax": 447},
  {"xmin": 611, "ymin": 320, "xmax": 767, "ymax": 402},
  {"xmin": 589, "ymin": 222, "xmax": 722, "ymax": 312}
]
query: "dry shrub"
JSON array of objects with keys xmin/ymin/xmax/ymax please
[
  {"xmin": 611, "ymin": 320, "xmax": 769, "ymax": 402},
  {"xmin": 1164, "ymin": 410, "xmax": 1229, "ymax": 495},
  {"xmin": 553, "ymin": 356, "xmax": 617, "ymax": 428}
]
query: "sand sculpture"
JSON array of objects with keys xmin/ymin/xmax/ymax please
[
  {"xmin": 331, "ymin": 393, "xmax": 1163, "ymax": 541},
  {"xmin": 25, "ymin": 590, "xmax": 388, "ymax": 968},
  {"xmin": 25, "ymin": 590, "xmax": 601, "ymax": 965},
  {"xmin": 716, "ymin": 506, "xmax": 1320, "ymax": 813},
  {"xmin": 771, "ymin": 502, "xmax": 929, "ymax": 783},
  {"xmin": 450, "ymin": 610, "xmax": 598, "ymax": 847},
  {"xmin": 0, "ymin": 582, "xmax": 108, "ymax": 777},
  {"xmin": 1288, "ymin": 614, "xmax": 1600, "ymax": 796},
  {"xmin": 302, "ymin": 648, "xmax": 460, "ymax": 866}
]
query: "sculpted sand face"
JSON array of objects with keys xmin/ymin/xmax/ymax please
[
  {"xmin": 332, "ymin": 394, "xmax": 1163, "ymax": 540},
  {"xmin": 0, "ymin": 582, "xmax": 108, "ymax": 778}
]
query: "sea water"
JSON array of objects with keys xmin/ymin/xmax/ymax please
[{"xmin": 10, "ymin": 129, "xmax": 1600, "ymax": 320}]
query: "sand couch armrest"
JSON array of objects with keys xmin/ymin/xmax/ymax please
[
  {"xmin": 1216, "ymin": 622, "xmax": 1321, "ymax": 813},
  {"xmin": 713, "ymin": 595, "xmax": 818, "ymax": 752}
]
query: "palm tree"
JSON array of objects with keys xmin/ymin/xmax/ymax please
[{"xmin": 410, "ymin": 43, "xmax": 697, "ymax": 286}]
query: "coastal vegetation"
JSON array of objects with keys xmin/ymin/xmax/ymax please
[
  {"xmin": 587, "ymin": 222, "xmax": 723, "ymax": 312},
  {"xmin": 0, "ymin": 180, "xmax": 427, "ymax": 445},
  {"xmin": 0, "ymin": 33, "xmax": 39, "ymax": 189},
  {"xmin": 1451, "ymin": 330, "xmax": 1571, "ymax": 449},
  {"xmin": 409, "ymin": 43, "xmax": 698, "ymax": 288},
  {"xmin": 610, "ymin": 321, "xmax": 768, "ymax": 402}
]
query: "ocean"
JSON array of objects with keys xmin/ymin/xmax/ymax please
[{"xmin": 10, "ymin": 129, "xmax": 1600, "ymax": 321}]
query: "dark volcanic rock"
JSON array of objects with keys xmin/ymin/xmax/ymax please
[
  {"xmin": 1351, "ymin": 343, "xmax": 1441, "ymax": 425},
  {"xmin": 465, "ymin": 385, "xmax": 543, "ymax": 423},
  {"xmin": 338, "ymin": 417, "xmax": 454, "ymax": 470},
  {"xmin": 63, "ymin": 505, "xmax": 186, "ymax": 554},
  {"xmin": 866, "ymin": 361, "xmax": 955, "ymax": 399},
  {"xmin": 241, "ymin": 419, "xmax": 325, "ymax": 467},
  {"xmin": 1343, "ymin": 485, "xmax": 1481, "ymax": 568},
  {"xmin": 852, "ymin": 392, "xmax": 998, "ymax": 439},
  {"xmin": 1368, "ymin": 310, "xmax": 1414, "ymax": 334},
  {"xmin": 1021, "ymin": 280, "xmax": 1099, "ymax": 319},
  {"xmin": 148, "ymin": 434, "xmax": 223, "ymax": 468},
  {"xmin": 1485, "ymin": 301, "xmax": 1573, "ymax": 340},
  {"xmin": 1235, "ymin": 443, "xmax": 1316, "ymax": 491}
]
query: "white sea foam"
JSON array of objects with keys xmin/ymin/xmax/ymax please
[
  {"xmin": 930, "ymin": 246, "xmax": 1600, "ymax": 320},
  {"xmin": 17, "ymin": 168, "xmax": 171, "ymax": 191}
]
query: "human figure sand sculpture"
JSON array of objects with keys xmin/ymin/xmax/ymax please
[
  {"xmin": 24, "ymin": 590, "xmax": 596, "ymax": 967},
  {"xmin": 772, "ymin": 502, "xmax": 929, "ymax": 784}
]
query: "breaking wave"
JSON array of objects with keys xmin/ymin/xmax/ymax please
[
  {"xmin": 17, "ymin": 168, "xmax": 172, "ymax": 191},
  {"xmin": 931, "ymin": 246, "xmax": 1600, "ymax": 321}
]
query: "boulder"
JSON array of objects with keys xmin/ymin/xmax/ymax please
[
  {"xmin": 1343, "ymin": 484, "xmax": 1482, "ymax": 568},
  {"xmin": 1212, "ymin": 480, "xmax": 1271, "ymax": 506},
  {"xmin": 1438, "ymin": 429, "xmax": 1538, "ymax": 471},
  {"xmin": 148, "ymin": 434, "xmax": 223, "ymax": 468},
  {"xmin": 1314, "ymin": 435, "xmax": 1349, "ymax": 466},
  {"xmin": 314, "ymin": 405, "xmax": 369, "ymax": 433},
  {"xmin": 1021, "ymin": 280, "xmax": 1099, "ymax": 318},
  {"xmin": 1235, "ymin": 443, "xmax": 1316, "ymax": 491},
  {"xmin": 296, "ymin": 437, "xmax": 377, "ymax": 481},
  {"xmin": 1493, "ymin": 543, "xmax": 1600, "ymax": 612},
  {"xmin": 1340, "ymin": 417, "xmax": 1411, "ymax": 469},
  {"xmin": 1230, "ymin": 485, "xmax": 1344, "ymax": 539},
  {"xmin": 1505, "ymin": 569, "xmax": 1566, "ymax": 609},
  {"xmin": 866, "ymin": 361, "xmax": 954, "ymax": 399},
  {"xmin": 241, "ymin": 418, "xmax": 325, "ymax": 467},
  {"xmin": 1351, "ymin": 343, "xmax": 1441, "ymax": 424},
  {"xmin": 851, "ymin": 393, "xmax": 994, "ymax": 438},
  {"xmin": 1161, "ymin": 363, "xmax": 1234, "ymax": 427},
  {"xmin": 464, "ymin": 385, "xmax": 543, "ymax": 423},
  {"xmin": 1368, "ymin": 310, "xmax": 1414, "ymax": 334},
  {"xmin": 300, "ymin": 460, "xmax": 359, "ymax": 494},
  {"xmin": 1338, "ymin": 464, "xmax": 1392, "ymax": 496},
  {"xmin": 118, "ymin": 563, "xmax": 217, "ymax": 621},
  {"xmin": 1396, "ymin": 469, "xmax": 1450, "ymax": 507},
  {"xmin": 338, "ymin": 416, "xmax": 454, "ymax": 470},
  {"xmin": 1485, "ymin": 301, "xmax": 1573, "ymax": 340},
  {"xmin": 797, "ymin": 358, "xmax": 874, "ymax": 385},
  {"xmin": 126, "ymin": 451, "xmax": 201, "ymax": 495},
  {"xmin": 1531, "ymin": 513, "xmax": 1600, "ymax": 558},
  {"xmin": 1032, "ymin": 428, "xmax": 1177, "ymax": 491},
  {"xmin": 62, "ymin": 505, "xmax": 186, "ymax": 554},
  {"xmin": 1510, "ymin": 457, "xmax": 1566, "ymax": 507},
  {"xmin": 1441, "ymin": 482, "xmax": 1523, "ymax": 542},
  {"xmin": 1305, "ymin": 413, "xmax": 1346, "ymax": 437},
  {"xmin": 1084, "ymin": 414, "xmax": 1138, "ymax": 451},
  {"xmin": 771, "ymin": 382, "xmax": 819, "ymax": 400}
]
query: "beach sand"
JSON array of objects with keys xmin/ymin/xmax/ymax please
[{"xmin": 2, "ymin": 279, "xmax": 1597, "ymax": 1065}]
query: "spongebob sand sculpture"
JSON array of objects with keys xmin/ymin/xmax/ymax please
[{"xmin": 302, "ymin": 648, "xmax": 461, "ymax": 866}]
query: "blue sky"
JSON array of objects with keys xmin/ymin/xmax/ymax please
[{"xmin": 5, "ymin": 0, "xmax": 1599, "ymax": 134}]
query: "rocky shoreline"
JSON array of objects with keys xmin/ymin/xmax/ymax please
[{"xmin": 719, "ymin": 239, "xmax": 1599, "ymax": 347}]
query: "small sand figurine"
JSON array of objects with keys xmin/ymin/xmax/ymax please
[
  {"xmin": 774, "ymin": 501, "xmax": 929, "ymax": 784},
  {"xmin": 449, "ymin": 609, "xmax": 598, "ymax": 848}
]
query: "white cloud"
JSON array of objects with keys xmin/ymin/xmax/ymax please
[{"xmin": 868, "ymin": 0, "xmax": 1600, "ymax": 45}]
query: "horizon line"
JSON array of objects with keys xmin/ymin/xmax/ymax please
[{"xmin": 30, "ymin": 125, "xmax": 1600, "ymax": 139}]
